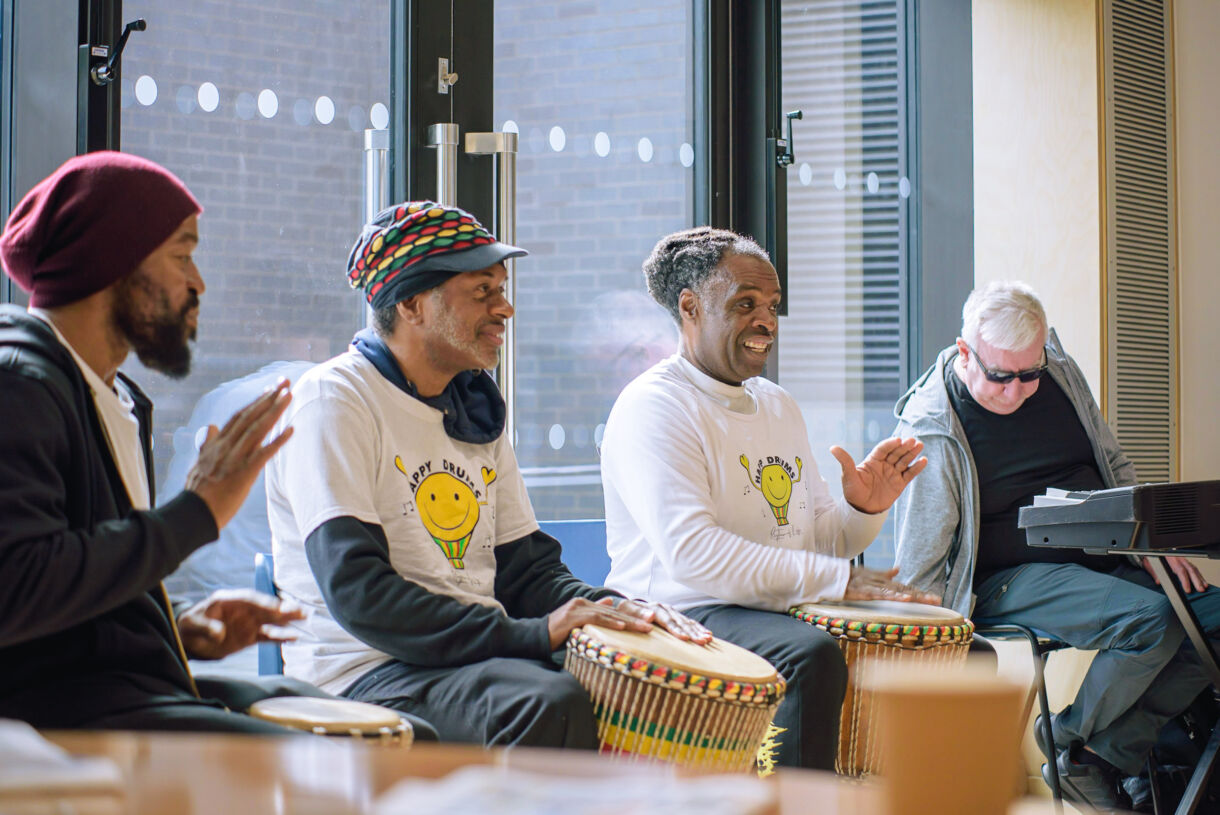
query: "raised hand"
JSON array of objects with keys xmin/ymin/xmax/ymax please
[
  {"xmin": 186, "ymin": 379, "xmax": 294, "ymax": 528},
  {"xmin": 831, "ymin": 436, "xmax": 927, "ymax": 514},
  {"xmin": 843, "ymin": 566, "xmax": 941, "ymax": 605},
  {"xmin": 177, "ymin": 588, "xmax": 305, "ymax": 660}
]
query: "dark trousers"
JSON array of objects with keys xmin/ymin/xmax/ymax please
[
  {"xmin": 343, "ymin": 655, "xmax": 597, "ymax": 749},
  {"xmin": 81, "ymin": 674, "xmax": 439, "ymax": 740},
  {"xmin": 683, "ymin": 604, "xmax": 847, "ymax": 771},
  {"xmin": 975, "ymin": 561, "xmax": 1220, "ymax": 774}
]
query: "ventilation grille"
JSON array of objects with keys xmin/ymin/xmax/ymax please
[
  {"xmin": 1103, "ymin": 0, "xmax": 1176, "ymax": 482},
  {"xmin": 1151, "ymin": 483, "xmax": 1197, "ymax": 535},
  {"xmin": 779, "ymin": 0, "xmax": 904, "ymax": 402}
]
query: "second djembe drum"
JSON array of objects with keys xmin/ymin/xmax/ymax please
[
  {"xmin": 247, "ymin": 697, "xmax": 414, "ymax": 747},
  {"xmin": 564, "ymin": 624, "xmax": 785, "ymax": 773},
  {"xmin": 790, "ymin": 599, "xmax": 974, "ymax": 776}
]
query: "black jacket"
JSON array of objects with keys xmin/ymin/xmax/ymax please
[{"xmin": 0, "ymin": 306, "xmax": 218, "ymax": 726}]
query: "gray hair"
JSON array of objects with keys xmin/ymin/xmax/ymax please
[
  {"xmin": 961, "ymin": 280, "xmax": 1048, "ymax": 351},
  {"xmin": 643, "ymin": 227, "xmax": 770, "ymax": 323}
]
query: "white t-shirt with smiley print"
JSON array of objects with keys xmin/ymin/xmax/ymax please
[
  {"xmin": 602, "ymin": 354, "xmax": 886, "ymax": 613},
  {"xmin": 266, "ymin": 349, "xmax": 536, "ymax": 694}
]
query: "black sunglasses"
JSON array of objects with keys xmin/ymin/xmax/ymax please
[{"xmin": 964, "ymin": 341, "xmax": 1047, "ymax": 384}]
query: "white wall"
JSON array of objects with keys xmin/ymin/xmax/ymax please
[
  {"xmin": 1174, "ymin": 0, "xmax": 1220, "ymax": 481},
  {"xmin": 972, "ymin": 0, "xmax": 1102, "ymax": 393}
]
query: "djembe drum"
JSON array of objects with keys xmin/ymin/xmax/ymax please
[
  {"xmin": 247, "ymin": 697, "xmax": 414, "ymax": 747},
  {"xmin": 563, "ymin": 624, "xmax": 785, "ymax": 773},
  {"xmin": 790, "ymin": 600, "xmax": 973, "ymax": 776}
]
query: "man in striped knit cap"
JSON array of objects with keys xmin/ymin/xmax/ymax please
[{"xmin": 267, "ymin": 201, "xmax": 712, "ymax": 748}]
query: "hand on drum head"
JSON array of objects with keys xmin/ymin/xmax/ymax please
[
  {"xmin": 831, "ymin": 436, "xmax": 927, "ymax": 515},
  {"xmin": 185, "ymin": 379, "xmax": 295, "ymax": 529},
  {"xmin": 547, "ymin": 596, "xmax": 656, "ymax": 650},
  {"xmin": 844, "ymin": 566, "xmax": 941, "ymax": 605},
  {"xmin": 178, "ymin": 588, "xmax": 306, "ymax": 660},
  {"xmin": 614, "ymin": 599, "xmax": 713, "ymax": 645}
]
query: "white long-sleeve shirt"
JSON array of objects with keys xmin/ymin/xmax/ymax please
[{"xmin": 601, "ymin": 355, "xmax": 884, "ymax": 612}]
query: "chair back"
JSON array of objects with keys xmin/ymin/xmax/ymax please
[
  {"xmin": 253, "ymin": 552, "xmax": 285, "ymax": 675},
  {"xmin": 538, "ymin": 519, "xmax": 610, "ymax": 586}
]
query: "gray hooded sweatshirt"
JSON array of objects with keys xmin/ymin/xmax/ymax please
[{"xmin": 890, "ymin": 329, "xmax": 1138, "ymax": 617}]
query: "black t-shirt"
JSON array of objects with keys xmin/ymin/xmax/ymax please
[{"xmin": 944, "ymin": 360, "xmax": 1111, "ymax": 585}]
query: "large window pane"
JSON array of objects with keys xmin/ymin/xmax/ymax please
[
  {"xmin": 120, "ymin": 1, "xmax": 390, "ymax": 601},
  {"xmin": 495, "ymin": 1, "xmax": 695, "ymax": 521},
  {"xmin": 779, "ymin": 0, "xmax": 908, "ymax": 569}
]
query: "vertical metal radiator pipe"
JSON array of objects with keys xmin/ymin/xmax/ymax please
[
  {"xmin": 466, "ymin": 131, "xmax": 519, "ymax": 442},
  {"xmin": 427, "ymin": 123, "xmax": 460, "ymax": 206}
]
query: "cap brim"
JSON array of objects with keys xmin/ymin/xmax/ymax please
[{"xmin": 410, "ymin": 241, "xmax": 528, "ymax": 276}]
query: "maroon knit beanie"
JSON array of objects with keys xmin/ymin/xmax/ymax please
[{"xmin": 0, "ymin": 151, "xmax": 201, "ymax": 307}]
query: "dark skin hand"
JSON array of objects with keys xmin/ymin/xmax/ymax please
[
  {"xmin": 178, "ymin": 588, "xmax": 306, "ymax": 660},
  {"xmin": 186, "ymin": 379, "xmax": 294, "ymax": 529},
  {"xmin": 546, "ymin": 597, "xmax": 713, "ymax": 650},
  {"xmin": 843, "ymin": 566, "xmax": 941, "ymax": 605}
]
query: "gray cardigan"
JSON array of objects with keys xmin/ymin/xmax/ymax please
[{"xmin": 890, "ymin": 329, "xmax": 1138, "ymax": 617}]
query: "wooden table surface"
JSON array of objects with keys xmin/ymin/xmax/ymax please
[{"xmin": 0, "ymin": 731, "xmax": 1067, "ymax": 815}]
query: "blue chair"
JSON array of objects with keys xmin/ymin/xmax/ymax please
[
  {"xmin": 253, "ymin": 552, "xmax": 285, "ymax": 675},
  {"xmin": 538, "ymin": 519, "xmax": 610, "ymax": 586}
]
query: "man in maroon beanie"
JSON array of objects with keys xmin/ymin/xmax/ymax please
[{"xmin": 0, "ymin": 151, "xmax": 327, "ymax": 732}]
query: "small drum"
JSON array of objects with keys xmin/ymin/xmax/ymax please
[
  {"xmin": 790, "ymin": 600, "xmax": 974, "ymax": 776},
  {"xmin": 247, "ymin": 697, "xmax": 414, "ymax": 747},
  {"xmin": 564, "ymin": 624, "xmax": 785, "ymax": 773}
]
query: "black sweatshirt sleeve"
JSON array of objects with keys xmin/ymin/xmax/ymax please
[
  {"xmin": 0, "ymin": 371, "xmax": 219, "ymax": 648},
  {"xmin": 304, "ymin": 516, "xmax": 554, "ymax": 667},
  {"xmin": 494, "ymin": 529, "xmax": 621, "ymax": 618}
]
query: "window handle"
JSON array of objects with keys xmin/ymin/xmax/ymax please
[
  {"xmin": 777, "ymin": 110, "xmax": 803, "ymax": 167},
  {"xmin": 90, "ymin": 19, "xmax": 147, "ymax": 86}
]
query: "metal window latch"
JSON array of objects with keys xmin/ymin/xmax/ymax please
[
  {"xmin": 776, "ymin": 109, "xmax": 803, "ymax": 167},
  {"xmin": 437, "ymin": 57, "xmax": 459, "ymax": 94},
  {"xmin": 90, "ymin": 18, "xmax": 146, "ymax": 86}
]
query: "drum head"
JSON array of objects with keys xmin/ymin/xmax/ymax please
[
  {"xmin": 247, "ymin": 697, "xmax": 402, "ymax": 731},
  {"xmin": 793, "ymin": 599, "xmax": 964, "ymax": 626},
  {"xmin": 580, "ymin": 624, "xmax": 777, "ymax": 684}
]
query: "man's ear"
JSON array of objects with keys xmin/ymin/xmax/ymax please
[
  {"xmin": 954, "ymin": 337, "xmax": 970, "ymax": 360},
  {"xmin": 396, "ymin": 295, "xmax": 425, "ymax": 326},
  {"xmin": 678, "ymin": 288, "xmax": 699, "ymax": 325}
]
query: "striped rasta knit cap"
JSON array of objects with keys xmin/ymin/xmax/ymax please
[{"xmin": 346, "ymin": 201, "xmax": 527, "ymax": 310}]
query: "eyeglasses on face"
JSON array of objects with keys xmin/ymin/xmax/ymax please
[{"xmin": 963, "ymin": 341, "xmax": 1047, "ymax": 384}]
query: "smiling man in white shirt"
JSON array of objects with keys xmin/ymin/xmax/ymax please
[{"xmin": 601, "ymin": 226, "xmax": 936, "ymax": 771}]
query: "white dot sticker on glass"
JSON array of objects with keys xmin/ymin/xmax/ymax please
[
  {"xmin": 548, "ymin": 424, "xmax": 566, "ymax": 450},
  {"xmin": 799, "ymin": 162, "xmax": 813, "ymax": 186},
  {"xmin": 833, "ymin": 168, "xmax": 847, "ymax": 191},
  {"xmin": 370, "ymin": 103, "xmax": 389, "ymax": 130},
  {"xmin": 135, "ymin": 75, "xmax": 158, "ymax": 106},
  {"xmin": 899, "ymin": 176, "xmax": 912, "ymax": 199},
  {"xmin": 257, "ymin": 89, "xmax": 278, "ymax": 119},
  {"xmin": 548, "ymin": 125, "xmax": 566, "ymax": 152},
  {"xmin": 679, "ymin": 142, "xmax": 694, "ymax": 168},
  {"xmin": 594, "ymin": 131, "xmax": 611, "ymax": 157},
  {"xmin": 314, "ymin": 96, "xmax": 335, "ymax": 125},
  {"xmin": 197, "ymin": 82, "xmax": 219, "ymax": 112},
  {"xmin": 866, "ymin": 172, "xmax": 880, "ymax": 194},
  {"xmin": 502, "ymin": 120, "xmax": 520, "ymax": 134},
  {"xmin": 637, "ymin": 137, "xmax": 654, "ymax": 162}
]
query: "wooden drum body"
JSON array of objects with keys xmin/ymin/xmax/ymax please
[
  {"xmin": 247, "ymin": 697, "xmax": 414, "ymax": 748},
  {"xmin": 564, "ymin": 624, "xmax": 785, "ymax": 773},
  {"xmin": 789, "ymin": 600, "xmax": 973, "ymax": 776}
]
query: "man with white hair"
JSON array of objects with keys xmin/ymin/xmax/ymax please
[{"xmin": 893, "ymin": 280, "xmax": 1220, "ymax": 811}]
